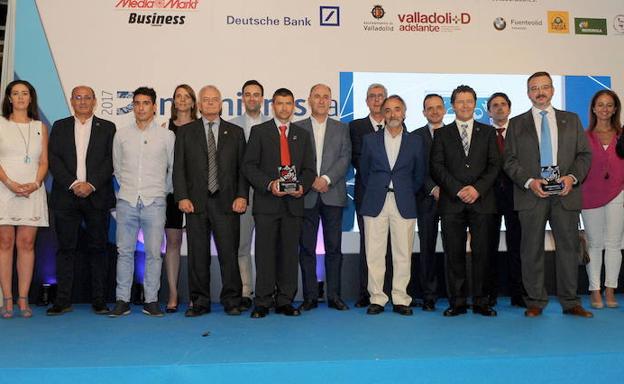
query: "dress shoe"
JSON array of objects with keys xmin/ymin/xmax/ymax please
[
  {"xmin": 473, "ymin": 305, "xmax": 497, "ymax": 317},
  {"xmin": 224, "ymin": 305, "xmax": 242, "ymax": 316},
  {"xmin": 366, "ymin": 304, "xmax": 384, "ymax": 315},
  {"xmin": 46, "ymin": 304, "xmax": 73, "ymax": 316},
  {"xmin": 165, "ymin": 306, "xmax": 178, "ymax": 314},
  {"xmin": 443, "ymin": 306, "xmax": 467, "ymax": 317},
  {"xmin": 524, "ymin": 307, "xmax": 543, "ymax": 317},
  {"xmin": 250, "ymin": 306, "xmax": 269, "ymax": 318},
  {"xmin": 563, "ymin": 305, "xmax": 593, "ymax": 318},
  {"xmin": 510, "ymin": 295, "xmax": 526, "ymax": 308},
  {"xmin": 298, "ymin": 299, "xmax": 318, "ymax": 311},
  {"xmin": 327, "ymin": 298, "xmax": 349, "ymax": 311},
  {"xmin": 487, "ymin": 295, "xmax": 498, "ymax": 307},
  {"xmin": 355, "ymin": 297, "xmax": 370, "ymax": 308},
  {"xmin": 92, "ymin": 298, "xmax": 109, "ymax": 315},
  {"xmin": 185, "ymin": 306, "xmax": 210, "ymax": 317},
  {"xmin": 275, "ymin": 304, "xmax": 300, "ymax": 316},
  {"xmin": 422, "ymin": 299, "xmax": 435, "ymax": 312},
  {"xmin": 392, "ymin": 305, "xmax": 413, "ymax": 316},
  {"xmin": 239, "ymin": 297, "xmax": 253, "ymax": 311},
  {"xmin": 409, "ymin": 299, "xmax": 422, "ymax": 308}
]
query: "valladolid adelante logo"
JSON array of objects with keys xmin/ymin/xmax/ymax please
[{"xmin": 397, "ymin": 11, "xmax": 472, "ymax": 32}]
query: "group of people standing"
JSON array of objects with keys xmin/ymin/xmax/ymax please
[{"xmin": 0, "ymin": 71, "xmax": 622, "ymax": 320}]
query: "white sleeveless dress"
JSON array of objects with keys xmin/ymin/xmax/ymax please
[{"xmin": 0, "ymin": 116, "xmax": 49, "ymax": 226}]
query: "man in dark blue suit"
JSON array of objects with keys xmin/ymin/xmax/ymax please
[
  {"xmin": 431, "ymin": 85, "xmax": 501, "ymax": 317},
  {"xmin": 359, "ymin": 95, "xmax": 425, "ymax": 316},
  {"xmin": 409, "ymin": 94, "xmax": 446, "ymax": 311}
]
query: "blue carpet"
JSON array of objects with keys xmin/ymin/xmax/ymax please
[{"xmin": 1, "ymin": 296, "xmax": 623, "ymax": 383}]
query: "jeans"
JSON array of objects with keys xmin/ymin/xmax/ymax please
[
  {"xmin": 115, "ymin": 198, "xmax": 166, "ymax": 303},
  {"xmin": 582, "ymin": 191, "xmax": 624, "ymax": 291}
]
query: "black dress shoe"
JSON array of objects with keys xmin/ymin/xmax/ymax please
[
  {"xmin": 250, "ymin": 306, "xmax": 269, "ymax": 318},
  {"xmin": 165, "ymin": 306, "xmax": 178, "ymax": 314},
  {"xmin": 355, "ymin": 297, "xmax": 371, "ymax": 308},
  {"xmin": 298, "ymin": 299, "xmax": 318, "ymax": 311},
  {"xmin": 275, "ymin": 304, "xmax": 301, "ymax": 316},
  {"xmin": 473, "ymin": 305, "xmax": 497, "ymax": 317},
  {"xmin": 510, "ymin": 295, "xmax": 527, "ymax": 308},
  {"xmin": 327, "ymin": 298, "xmax": 349, "ymax": 311},
  {"xmin": 366, "ymin": 304, "xmax": 384, "ymax": 315},
  {"xmin": 443, "ymin": 306, "xmax": 467, "ymax": 317},
  {"xmin": 92, "ymin": 298, "xmax": 109, "ymax": 315},
  {"xmin": 422, "ymin": 299, "xmax": 436, "ymax": 312},
  {"xmin": 409, "ymin": 299, "xmax": 422, "ymax": 308},
  {"xmin": 392, "ymin": 305, "xmax": 413, "ymax": 316},
  {"xmin": 487, "ymin": 295, "xmax": 498, "ymax": 307},
  {"xmin": 185, "ymin": 306, "xmax": 210, "ymax": 317},
  {"xmin": 239, "ymin": 297, "xmax": 253, "ymax": 311},
  {"xmin": 46, "ymin": 304, "xmax": 73, "ymax": 316},
  {"xmin": 224, "ymin": 305, "xmax": 242, "ymax": 316}
]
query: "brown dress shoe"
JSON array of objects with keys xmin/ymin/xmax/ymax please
[
  {"xmin": 524, "ymin": 307, "xmax": 543, "ymax": 317},
  {"xmin": 563, "ymin": 305, "xmax": 593, "ymax": 318}
]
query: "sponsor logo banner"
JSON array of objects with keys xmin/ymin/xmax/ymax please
[
  {"xmin": 114, "ymin": 0, "xmax": 199, "ymax": 26},
  {"xmin": 548, "ymin": 10, "xmax": 569, "ymax": 34},
  {"xmin": 575, "ymin": 18, "xmax": 607, "ymax": 35},
  {"xmin": 614, "ymin": 15, "xmax": 624, "ymax": 34}
]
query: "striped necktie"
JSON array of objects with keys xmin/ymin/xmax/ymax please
[
  {"xmin": 207, "ymin": 121, "xmax": 219, "ymax": 193},
  {"xmin": 460, "ymin": 123, "xmax": 469, "ymax": 156}
]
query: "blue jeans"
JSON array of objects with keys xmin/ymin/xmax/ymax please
[{"xmin": 115, "ymin": 198, "xmax": 166, "ymax": 303}]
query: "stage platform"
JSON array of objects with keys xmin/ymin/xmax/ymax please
[{"xmin": 2, "ymin": 296, "xmax": 623, "ymax": 384}]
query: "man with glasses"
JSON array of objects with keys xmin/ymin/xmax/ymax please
[
  {"xmin": 47, "ymin": 86, "xmax": 116, "ymax": 316},
  {"xmin": 349, "ymin": 83, "xmax": 393, "ymax": 308},
  {"xmin": 110, "ymin": 87, "xmax": 175, "ymax": 317},
  {"xmin": 503, "ymin": 71, "xmax": 593, "ymax": 318}
]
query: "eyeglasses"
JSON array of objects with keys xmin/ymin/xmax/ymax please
[
  {"xmin": 367, "ymin": 93, "xmax": 385, "ymax": 100},
  {"xmin": 72, "ymin": 95, "xmax": 94, "ymax": 101},
  {"xmin": 529, "ymin": 84, "xmax": 552, "ymax": 92}
]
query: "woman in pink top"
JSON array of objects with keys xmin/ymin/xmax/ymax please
[{"xmin": 581, "ymin": 89, "xmax": 624, "ymax": 309}]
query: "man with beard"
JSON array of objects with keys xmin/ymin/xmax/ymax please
[{"xmin": 359, "ymin": 95, "xmax": 425, "ymax": 316}]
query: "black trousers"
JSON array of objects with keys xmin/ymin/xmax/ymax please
[
  {"xmin": 254, "ymin": 211, "xmax": 302, "ymax": 308},
  {"xmin": 53, "ymin": 200, "xmax": 110, "ymax": 306},
  {"xmin": 185, "ymin": 194, "xmax": 242, "ymax": 309},
  {"xmin": 441, "ymin": 206, "xmax": 493, "ymax": 307},
  {"xmin": 299, "ymin": 198, "xmax": 344, "ymax": 301},
  {"xmin": 409, "ymin": 195, "xmax": 440, "ymax": 302},
  {"xmin": 485, "ymin": 210, "xmax": 523, "ymax": 299}
]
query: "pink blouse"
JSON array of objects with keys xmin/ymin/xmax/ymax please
[{"xmin": 581, "ymin": 131, "xmax": 624, "ymax": 209}]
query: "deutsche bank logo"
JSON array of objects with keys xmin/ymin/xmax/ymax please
[{"xmin": 320, "ymin": 6, "xmax": 340, "ymax": 26}]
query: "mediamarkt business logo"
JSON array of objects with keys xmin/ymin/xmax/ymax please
[
  {"xmin": 397, "ymin": 11, "xmax": 471, "ymax": 32},
  {"xmin": 115, "ymin": 0, "xmax": 199, "ymax": 9},
  {"xmin": 115, "ymin": 0, "xmax": 199, "ymax": 26}
]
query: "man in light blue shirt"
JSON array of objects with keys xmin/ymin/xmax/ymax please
[{"xmin": 109, "ymin": 87, "xmax": 175, "ymax": 317}]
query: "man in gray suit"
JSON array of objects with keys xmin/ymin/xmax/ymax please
[
  {"xmin": 298, "ymin": 84, "xmax": 351, "ymax": 311},
  {"xmin": 503, "ymin": 71, "xmax": 592, "ymax": 318},
  {"xmin": 229, "ymin": 80, "xmax": 271, "ymax": 310}
]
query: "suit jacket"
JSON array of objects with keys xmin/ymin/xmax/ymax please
[
  {"xmin": 430, "ymin": 121, "xmax": 500, "ymax": 214},
  {"xmin": 296, "ymin": 117, "xmax": 351, "ymax": 208},
  {"xmin": 359, "ymin": 129, "xmax": 425, "ymax": 219},
  {"xmin": 349, "ymin": 116, "xmax": 378, "ymax": 212},
  {"xmin": 503, "ymin": 109, "xmax": 591, "ymax": 211},
  {"xmin": 616, "ymin": 132, "xmax": 624, "ymax": 159},
  {"xmin": 413, "ymin": 125, "xmax": 437, "ymax": 202},
  {"xmin": 242, "ymin": 119, "xmax": 316, "ymax": 217},
  {"xmin": 49, "ymin": 115, "xmax": 116, "ymax": 210},
  {"xmin": 173, "ymin": 118, "xmax": 248, "ymax": 214}
]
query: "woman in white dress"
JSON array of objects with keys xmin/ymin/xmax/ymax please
[{"xmin": 0, "ymin": 80, "xmax": 49, "ymax": 318}]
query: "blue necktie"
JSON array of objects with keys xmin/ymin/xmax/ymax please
[{"xmin": 539, "ymin": 110, "xmax": 553, "ymax": 166}]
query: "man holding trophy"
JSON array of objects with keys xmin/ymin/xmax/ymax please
[
  {"xmin": 503, "ymin": 71, "xmax": 592, "ymax": 318},
  {"xmin": 243, "ymin": 88, "xmax": 315, "ymax": 318}
]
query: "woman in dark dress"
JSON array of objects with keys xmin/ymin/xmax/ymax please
[{"xmin": 163, "ymin": 84, "xmax": 197, "ymax": 313}]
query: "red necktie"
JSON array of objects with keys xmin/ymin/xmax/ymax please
[
  {"xmin": 279, "ymin": 125, "xmax": 291, "ymax": 166},
  {"xmin": 496, "ymin": 127, "xmax": 505, "ymax": 154}
]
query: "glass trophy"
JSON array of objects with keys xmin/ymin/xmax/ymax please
[
  {"xmin": 541, "ymin": 165, "xmax": 564, "ymax": 195},
  {"xmin": 278, "ymin": 165, "xmax": 300, "ymax": 193}
]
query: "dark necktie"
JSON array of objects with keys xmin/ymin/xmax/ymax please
[
  {"xmin": 460, "ymin": 123, "xmax": 469, "ymax": 156},
  {"xmin": 376, "ymin": 124, "xmax": 383, "ymax": 131},
  {"xmin": 207, "ymin": 121, "xmax": 219, "ymax": 193},
  {"xmin": 279, "ymin": 125, "xmax": 291, "ymax": 166},
  {"xmin": 496, "ymin": 127, "xmax": 505, "ymax": 154}
]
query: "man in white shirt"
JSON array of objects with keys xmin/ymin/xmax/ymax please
[
  {"xmin": 47, "ymin": 85, "xmax": 116, "ymax": 316},
  {"xmin": 229, "ymin": 80, "xmax": 270, "ymax": 310},
  {"xmin": 110, "ymin": 87, "xmax": 175, "ymax": 317}
]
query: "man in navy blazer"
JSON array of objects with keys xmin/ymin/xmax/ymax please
[
  {"xmin": 430, "ymin": 85, "xmax": 500, "ymax": 317},
  {"xmin": 360, "ymin": 95, "xmax": 425, "ymax": 316},
  {"xmin": 47, "ymin": 85, "xmax": 116, "ymax": 316},
  {"xmin": 297, "ymin": 84, "xmax": 351, "ymax": 311}
]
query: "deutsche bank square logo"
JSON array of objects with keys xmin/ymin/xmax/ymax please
[{"xmin": 320, "ymin": 6, "xmax": 340, "ymax": 26}]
